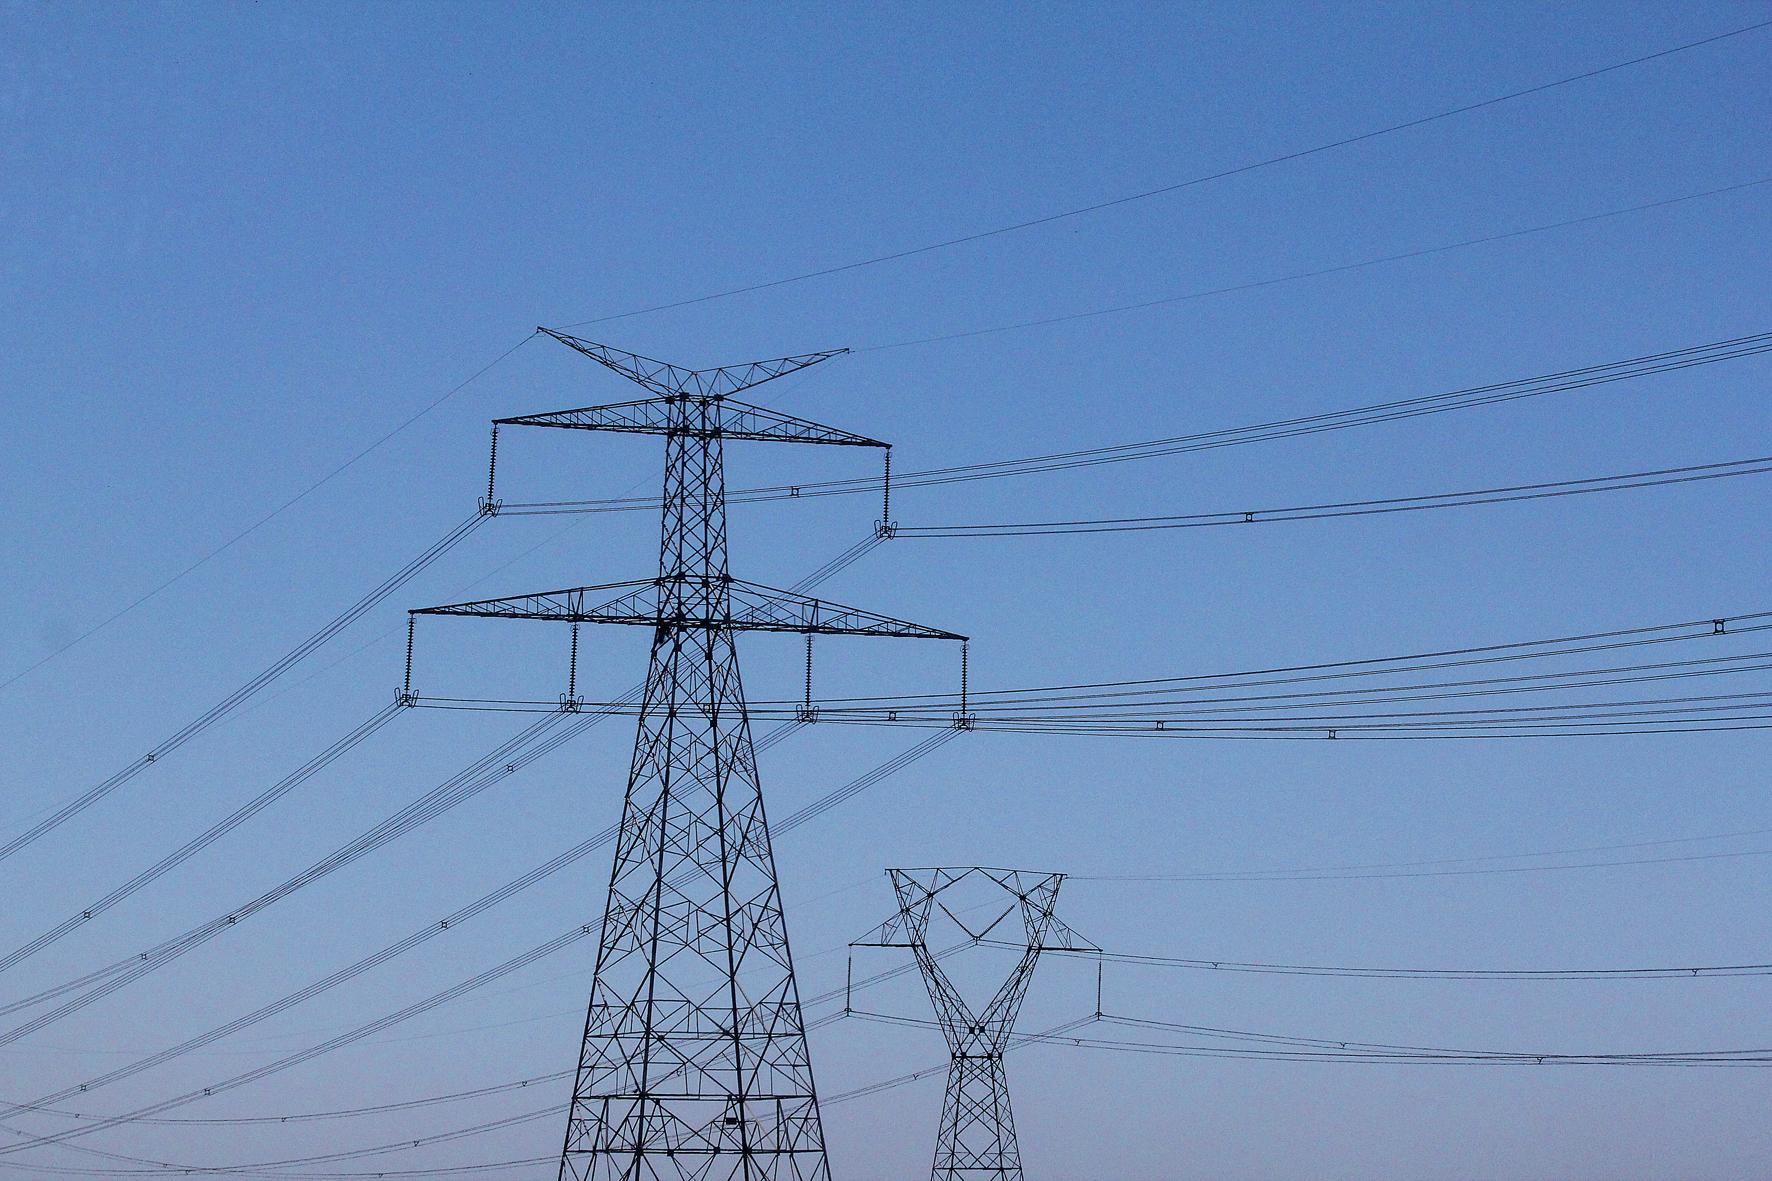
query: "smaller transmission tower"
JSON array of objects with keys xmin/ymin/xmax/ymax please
[{"xmin": 853, "ymin": 868, "xmax": 1093, "ymax": 1181}]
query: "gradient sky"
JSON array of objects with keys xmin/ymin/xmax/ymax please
[{"xmin": 3, "ymin": 4, "xmax": 1772, "ymax": 1179}]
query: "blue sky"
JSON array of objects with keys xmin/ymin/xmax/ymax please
[{"xmin": 2, "ymin": 3, "xmax": 1771, "ymax": 1178}]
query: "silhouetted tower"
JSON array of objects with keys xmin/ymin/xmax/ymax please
[
  {"xmin": 853, "ymin": 868, "xmax": 1091, "ymax": 1181},
  {"xmin": 414, "ymin": 329, "xmax": 963, "ymax": 1181}
]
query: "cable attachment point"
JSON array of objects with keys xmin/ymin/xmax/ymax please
[
  {"xmin": 952, "ymin": 641, "xmax": 974, "ymax": 729},
  {"xmin": 486, "ymin": 425, "xmax": 499, "ymax": 503},
  {"xmin": 875, "ymin": 448, "xmax": 897, "ymax": 538},
  {"xmin": 478, "ymin": 496, "xmax": 503, "ymax": 517},
  {"xmin": 797, "ymin": 634, "xmax": 819, "ymax": 723},
  {"xmin": 561, "ymin": 622, "xmax": 582, "ymax": 711},
  {"xmin": 397, "ymin": 617, "xmax": 418, "ymax": 705}
]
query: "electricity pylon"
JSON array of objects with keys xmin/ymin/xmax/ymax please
[
  {"xmin": 853, "ymin": 868, "xmax": 1093, "ymax": 1181},
  {"xmin": 414, "ymin": 329, "xmax": 964, "ymax": 1181}
]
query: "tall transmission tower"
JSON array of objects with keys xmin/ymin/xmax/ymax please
[
  {"xmin": 853, "ymin": 868, "xmax": 1093, "ymax": 1181},
  {"xmin": 413, "ymin": 329, "xmax": 964, "ymax": 1181}
]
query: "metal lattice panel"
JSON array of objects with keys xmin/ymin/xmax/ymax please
[
  {"xmin": 854, "ymin": 868, "xmax": 1091, "ymax": 1181},
  {"xmin": 537, "ymin": 327, "xmax": 856, "ymax": 404},
  {"xmin": 415, "ymin": 336, "xmax": 962, "ymax": 1181},
  {"xmin": 412, "ymin": 577, "xmax": 963, "ymax": 640}
]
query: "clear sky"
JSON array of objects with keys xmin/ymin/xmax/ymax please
[{"xmin": 2, "ymin": 3, "xmax": 1771, "ymax": 1179}]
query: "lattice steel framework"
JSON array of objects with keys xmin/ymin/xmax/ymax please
[
  {"xmin": 854, "ymin": 868, "xmax": 1091, "ymax": 1181},
  {"xmin": 414, "ymin": 329, "xmax": 962, "ymax": 1181}
]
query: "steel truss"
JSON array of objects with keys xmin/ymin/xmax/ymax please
[
  {"xmin": 415, "ymin": 330, "xmax": 962, "ymax": 1181},
  {"xmin": 854, "ymin": 868, "xmax": 1093, "ymax": 1181}
]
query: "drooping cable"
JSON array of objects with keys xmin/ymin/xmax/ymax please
[
  {"xmin": 859, "ymin": 179, "xmax": 1771, "ymax": 352},
  {"xmin": 18, "ymin": 1071, "xmax": 574, "ymax": 1127},
  {"xmin": 0, "ymin": 931, "xmax": 601, "ymax": 1156},
  {"xmin": 0, "ymin": 332, "xmax": 536, "ymax": 699},
  {"xmin": 0, "ymin": 704, "xmax": 406, "ymax": 977},
  {"xmin": 1006, "ymin": 941, "xmax": 1772, "ymax": 982},
  {"xmin": 0, "ymin": 509, "xmax": 491, "ymax": 866},
  {"xmin": 0, "ymin": 717, "xmax": 961, "ymax": 1154},
  {"xmin": 494, "ymin": 329, "xmax": 1772, "ymax": 517},
  {"xmin": 791, "ymin": 609, "xmax": 1772, "ymax": 708},
  {"xmin": 895, "ymin": 453, "xmax": 1772, "ymax": 537},
  {"xmin": 1072, "ymin": 824, "xmax": 1772, "ymax": 883},
  {"xmin": 556, "ymin": 20, "xmax": 1770, "ymax": 329},
  {"xmin": 842, "ymin": 1008, "xmax": 1772, "ymax": 1071},
  {"xmin": 0, "ymin": 708, "xmax": 583, "ymax": 1038}
]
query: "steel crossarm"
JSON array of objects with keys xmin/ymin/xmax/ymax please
[
  {"xmin": 496, "ymin": 396, "xmax": 887, "ymax": 447},
  {"xmin": 538, "ymin": 327, "xmax": 851, "ymax": 401},
  {"xmin": 412, "ymin": 578, "xmax": 964, "ymax": 640}
]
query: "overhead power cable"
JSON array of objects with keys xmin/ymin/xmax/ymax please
[
  {"xmin": 5, "ymin": 527, "xmax": 890, "ymax": 1073},
  {"xmin": 1089, "ymin": 846, "xmax": 1772, "ymax": 883},
  {"xmin": 0, "ymin": 930, "xmax": 600, "ymax": 1158},
  {"xmin": 895, "ymin": 454, "xmax": 1772, "ymax": 537},
  {"xmin": 0, "ymin": 1156, "xmax": 554, "ymax": 1179},
  {"xmin": 0, "ymin": 704, "xmax": 405, "ymax": 977},
  {"xmin": 0, "ymin": 332, "xmax": 535, "ymax": 698},
  {"xmin": 0, "ymin": 707, "xmax": 591, "ymax": 1038},
  {"xmin": 798, "ymin": 647, "xmax": 1772, "ymax": 719},
  {"xmin": 1080, "ymin": 1013, "xmax": 1772, "ymax": 1066},
  {"xmin": 1015, "ymin": 941, "xmax": 1772, "ymax": 982},
  {"xmin": 820, "ymin": 1016, "xmax": 1101, "ymax": 1106},
  {"xmin": 10, "ymin": 1102, "xmax": 569, "ymax": 1178},
  {"xmin": 782, "ymin": 609, "xmax": 1772, "ymax": 738},
  {"xmin": 20, "ymin": 1070, "xmax": 574, "ymax": 1127},
  {"xmin": 844, "ymin": 1009, "xmax": 1772, "ymax": 1068},
  {"xmin": 0, "ymin": 535, "xmax": 945, "ymax": 1138},
  {"xmin": 858, "ymin": 178, "xmax": 1771, "ymax": 351},
  {"xmin": 802, "ymin": 609, "xmax": 1772, "ymax": 708},
  {"xmin": 859, "ymin": 705, "xmax": 1772, "ymax": 740},
  {"xmin": 1073, "ymin": 824, "xmax": 1772, "ymax": 883},
  {"xmin": 557, "ymin": 20, "xmax": 1771, "ymax": 329},
  {"xmin": 0, "ymin": 717, "xmax": 961, "ymax": 1156},
  {"xmin": 0, "ymin": 509, "xmax": 491, "ymax": 866},
  {"xmin": 495, "ymin": 329, "xmax": 1772, "ymax": 517},
  {"xmin": 414, "ymin": 617, "xmax": 1772, "ymax": 740}
]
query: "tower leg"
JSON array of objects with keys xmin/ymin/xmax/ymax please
[
  {"xmin": 932, "ymin": 1053, "xmax": 1022, "ymax": 1181},
  {"xmin": 559, "ymin": 624, "xmax": 828, "ymax": 1181}
]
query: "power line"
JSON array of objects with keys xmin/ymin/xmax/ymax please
[
  {"xmin": 0, "ymin": 704, "xmax": 405, "ymax": 978},
  {"xmin": 802, "ymin": 609, "xmax": 1772, "ymax": 708},
  {"xmin": 0, "ymin": 509, "xmax": 491, "ymax": 867},
  {"xmin": 0, "ymin": 1157, "xmax": 555, "ymax": 1179},
  {"xmin": 0, "ymin": 533, "xmax": 907, "ymax": 1114},
  {"xmin": 1080, "ymin": 1013, "xmax": 1772, "ymax": 1066},
  {"xmin": 1084, "ymin": 844, "xmax": 1772, "ymax": 883},
  {"xmin": 0, "ymin": 719, "xmax": 956, "ymax": 1149},
  {"xmin": 408, "ymin": 614, "xmax": 1772, "ymax": 738},
  {"xmin": 1021, "ymin": 942, "xmax": 1772, "ymax": 982},
  {"xmin": 895, "ymin": 454, "xmax": 1772, "ymax": 537},
  {"xmin": 1072, "ymin": 825, "xmax": 1772, "ymax": 883},
  {"xmin": 495, "ymin": 329, "xmax": 1772, "ymax": 517},
  {"xmin": 556, "ymin": 21, "xmax": 1771, "ymax": 330},
  {"xmin": 843, "ymin": 1010, "xmax": 1772, "ymax": 1068},
  {"xmin": 857, "ymin": 178, "xmax": 1772, "ymax": 351},
  {"xmin": 0, "ymin": 707, "xmax": 600, "ymax": 1045},
  {"xmin": 0, "ymin": 931, "xmax": 599, "ymax": 1158},
  {"xmin": 0, "ymin": 333, "xmax": 536, "ymax": 697},
  {"xmin": 20, "ymin": 1071, "xmax": 574, "ymax": 1127},
  {"xmin": 34, "ymin": 1103, "xmax": 568, "ymax": 1177}
]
